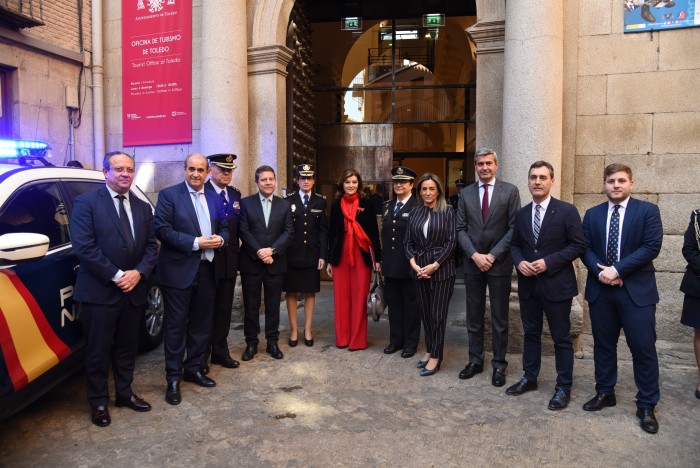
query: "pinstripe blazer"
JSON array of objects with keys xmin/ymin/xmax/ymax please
[{"xmin": 404, "ymin": 205, "xmax": 456, "ymax": 282}]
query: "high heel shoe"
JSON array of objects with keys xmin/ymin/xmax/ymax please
[
  {"xmin": 420, "ymin": 359, "xmax": 442, "ymax": 377},
  {"xmin": 288, "ymin": 334, "xmax": 298, "ymax": 347},
  {"xmin": 416, "ymin": 353, "xmax": 430, "ymax": 369},
  {"xmin": 303, "ymin": 329, "xmax": 313, "ymax": 347}
]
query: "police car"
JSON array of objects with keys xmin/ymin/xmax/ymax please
[{"xmin": 0, "ymin": 140, "xmax": 164, "ymax": 422}]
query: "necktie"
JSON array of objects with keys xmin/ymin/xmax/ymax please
[
  {"xmin": 193, "ymin": 192, "xmax": 213, "ymax": 261},
  {"xmin": 220, "ymin": 189, "xmax": 228, "ymax": 209},
  {"xmin": 393, "ymin": 200, "xmax": 403, "ymax": 217},
  {"xmin": 263, "ymin": 198, "xmax": 271, "ymax": 227},
  {"xmin": 116, "ymin": 195, "xmax": 135, "ymax": 261},
  {"xmin": 533, "ymin": 204, "xmax": 541, "ymax": 243},
  {"xmin": 481, "ymin": 183, "xmax": 489, "ymax": 223},
  {"xmin": 606, "ymin": 204, "xmax": 621, "ymax": 266},
  {"xmin": 303, "ymin": 194, "xmax": 309, "ymax": 210}
]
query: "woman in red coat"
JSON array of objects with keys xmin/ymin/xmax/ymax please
[{"xmin": 326, "ymin": 168, "xmax": 382, "ymax": 350}]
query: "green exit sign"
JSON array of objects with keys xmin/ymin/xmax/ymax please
[
  {"xmin": 423, "ymin": 13, "xmax": 445, "ymax": 27},
  {"xmin": 341, "ymin": 17, "xmax": 362, "ymax": 31}
]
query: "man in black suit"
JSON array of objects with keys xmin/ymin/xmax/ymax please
[
  {"xmin": 154, "ymin": 153, "xmax": 228, "ymax": 405},
  {"xmin": 71, "ymin": 151, "xmax": 158, "ymax": 427},
  {"xmin": 283, "ymin": 164, "xmax": 328, "ymax": 347},
  {"xmin": 457, "ymin": 148, "xmax": 520, "ymax": 387},
  {"xmin": 203, "ymin": 153, "xmax": 242, "ymax": 371},
  {"xmin": 581, "ymin": 163, "xmax": 663, "ymax": 434},
  {"xmin": 381, "ymin": 166, "xmax": 421, "ymax": 358},
  {"xmin": 239, "ymin": 165, "xmax": 293, "ymax": 361},
  {"xmin": 507, "ymin": 161, "xmax": 585, "ymax": 410}
]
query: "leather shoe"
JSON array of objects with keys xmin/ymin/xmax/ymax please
[
  {"xmin": 383, "ymin": 344, "xmax": 401, "ymax": 354},
  {"xmin": 288, "ymin": 337, "xmax": 298, "ymax": 347},
  {"xmin": 582, "ymin": 393, "xmax": 616, "ymax": 411},
  {"xmin": 183, "ymin": 370, "xmax": 216, "ymax": 387},
  {"xmin": 548, "ymin": 387, "xmax": 569, "ymax": 411},
  {"xmin": 492, "ymin": 368, "xmax": 506, "ymax": 387},
  {"xmin": 695, "ymin": 387, "xmax": 700, "ymax": 399},
  {"xmin": 165, "ymin": 381, "xmax": 181, "ymax": 405},
  {"xmin": 211, "ymin": 354, "xmax": 240, "ymax": 369},
  {"xmin": 458, "ymin": 362, "xmax": 483, "ymax": 380},
  {"xmin": 241, "ymin": 345, "xmax": 257, "ymax": 361},
  {"xmin": 505, "ymin": 377, "xmax": 537, "ymax": 395},
  {"xmin": 201, "ymin": 364, "xmax": 210, "ymax": 375},
  {"xmin": 304, "ymin": 338, "xmax": 314, "ymax": 347},
  {"xmin": 636, "ymin": 407, "xmax": 659, "ymax": 434},
  {"xmin": 420, "ymin": 359, "xmax": 442, "ymax": 377},
  {"xmin": 91, "ymin": 406, "xmax": 111, "ymax": 427},
  {"xmin": 115, "ymin": 394, "xmax": 152, "ymax": 412},
  {"xmin": 401, "ymin": 349, "xmax": 416, "ymax": 359},
  {"xmin": 266, "ymin": 342, "xmax": 284, "ymax": 359}
]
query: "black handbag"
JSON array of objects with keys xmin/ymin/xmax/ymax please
[{"xmin": 366, "ymin": 271, "xmax": 387, "ymax": 322}]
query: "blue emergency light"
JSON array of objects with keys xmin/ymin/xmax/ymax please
[{"xmin": 0, "ymin": 139, "xmax": 51, "ymax": 158}]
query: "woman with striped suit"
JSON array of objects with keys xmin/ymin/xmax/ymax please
[{"xmin": 405, "ymin": 173, "xmax": 456, "ymax": 376}]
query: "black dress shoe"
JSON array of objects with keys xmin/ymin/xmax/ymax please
[
  {"xmin": 91, "ymin": 406, "xmax": 111, "ymax": 427},
  {"xmin": 401, "ymin": 349, "xmax": 416, "ymax": 359},
  {"xmin": 201, "ymin": 364, "xmax": 210, "ymax": 375},
  {"xmin": 492, "ymin": 368, "xmax": 506, "ymax": 387},
  {"xmin": 242, "ymin": 345, "xmax": 257, "ymax": 361},
  {"xmin": 115, "ymin": 394, "xmax": 152, "ymax": 412},
  {"xmin": 548, "ymin": 387, "xmax": 569, "ymax": 411},
  {"xmin": 266, "ymin": 342, "xmax": 284, "ymax": 359},
  {"xmin": 458, "ymin": 363, "xmax": 484, "ymax": 380},
  {"xmin": 636, "ymin": 407, "xmax": 659, "ymax": 434},
  {"xmin": 184, "ymin": 370, "xmax": 216, "ymax": 387},
  {"xmin": 304, "ymin": 338, "xmax": 314, "ymax": 347},
  {"xmin": 695, "ymin": 387, "xmax": 700, "ymax": 399},
  {"xmin": 211, "ymin": 354, "xmax": 240, "ymax": 368},
  {"xmin": 165, "ymin": 381, "xmax": 181, "ymax": 405},
  {"xmin": 288, "ymin": 337, "xmax": 298, "ymax": 347},
  {"xmin": 420, "ymin": 359, "xmax": 442, "ymax": 377},
  {"xmin": 582, "ymin": 393, "xmax": 616, "ymax": 411},
  {"xmin": 383, "ymin": 344, "xmax": 401, "ymax": 354},
  {"xmin": 505, "ymin": 377, "xmax": 538, "ymax": 396}
]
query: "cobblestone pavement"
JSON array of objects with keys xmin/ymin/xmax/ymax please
[{"xmin": 1, "ymin": 283, "xmax": 699, "ymax": 467}]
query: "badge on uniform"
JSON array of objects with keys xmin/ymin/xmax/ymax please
[
  {"xmin": 311, "ymin": 209, "xmax": 322, "ymax": 213},
  {"xmin": 402, "ymin": 213, "xmax": 409, "ymax": 217},
  {"xmin": 232, "ymin": 201, "xmax": 240, "ymax": 210},
  {"xmin": 291, "ymin": 204, "xmax": 297, "ymax": 212},
  {"xmin": 383, "ymin": 209, "xmax": 389, "ymax": 217}
]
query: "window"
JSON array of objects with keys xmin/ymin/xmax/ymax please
[
  {"xmin": 0, "ymin": 68, "xmax": 13, "ymax": 138},
  {"xmin": 0, "ymin": 182, "xmax": 69, "ymax": 248}
]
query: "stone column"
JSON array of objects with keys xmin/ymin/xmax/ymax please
[
  {"xmin": 466, "ymin": 20, "xmax": 506, "ymax": 163},
  {"xmin": 248, "ymin": 45, "xmax": 294, "ymax": 194},
  {"xmin": 501, "ymin": 0, "xmax": 564, "ymax": 196},
  {"xmin": 200, "ymin": 0, "xmax": 249, "ymax": 192}
]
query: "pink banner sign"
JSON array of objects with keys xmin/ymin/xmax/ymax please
[{"xmin": 122, "ymin": 0, "xmax": 192, "ymax": 146}]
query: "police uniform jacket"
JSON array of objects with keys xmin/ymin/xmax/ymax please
[
  {"xmin": 205, "ymin": 180, "xmax": 241, "ymax": 282},
  {"xmin": 285, "ymin": 191, "xmax": 329, "ymax": 268},
  {"xmin": 381, "ymin": 195, "xmax": 418, "ymax": 278}
]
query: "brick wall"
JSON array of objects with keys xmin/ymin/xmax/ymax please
[{"xmin": 21, "ymin": 0, "xmax": 92, "ymax": 53}]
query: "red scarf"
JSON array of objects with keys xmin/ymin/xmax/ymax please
[{"xmin": 340, "ymin": 193, "xmax": 373, "ymax": 266}]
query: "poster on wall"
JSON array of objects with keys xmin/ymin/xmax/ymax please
[
  {"xmin": 624, "ymin": 1, "xmax": 700, "ymax": 33},
  {"xmin": 122, "ymin": 0, "xmax": 192, "ymax": 146}
]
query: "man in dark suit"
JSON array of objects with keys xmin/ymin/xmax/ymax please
[
  {"xmin": 283, "ymin": 164, "xmax": 328, "ymax": 347},
  {"xmin": 71, "ymin": 151, "xmax": 158, "ymax": 427},
  {"xmin": 507, "ymin": 161, "xmax": 585, "ymax": 410},
  {"xmin": 239, "ymin": 165, "xmax": 293, "ymax": 361},
  {"xmin": 581, "ymin": 163, "xmax": 663, "ymax": 434},
  {"xmin": 203, "ymin": 153, "xmax": 241, "ymax": 371},
  {"xmin": 381, "ymin": 166, "xmax": 421, "ymax": 358},
  {"xmin": 154, "ymin": 153, "xmax": 228, "ymax": 405},
  {"xmin": 456, "ymin": 148, "xmax": 520, "ymax": 387}
]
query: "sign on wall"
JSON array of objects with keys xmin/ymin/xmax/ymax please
[
  {"xmin": 122, "ymin": 0, "xmax": 192, "ymax": 146},
  {"xmin": 624, "ymin": 1, "xmax": 700, "ymax": 33}
]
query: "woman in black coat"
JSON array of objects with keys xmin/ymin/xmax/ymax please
[
  {"xmin": 405, "ymin": 173, "xmax": 456, "ymax": 376},
  {"xmin": 680, "ymin": 209, "xmax": 700, "ymax": 399},
  {"xmin": 326, "ymin": 168, "xmax": 382, "ymax": 350}
]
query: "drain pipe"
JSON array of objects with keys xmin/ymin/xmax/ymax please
[{"xmin": 91, "ymin": 0, "xmax": 105, "ymax": 167}]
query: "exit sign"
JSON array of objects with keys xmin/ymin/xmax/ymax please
[
  {"xmin": 423, "ymin": 14, "xmax": 445, "ymax": 27},
  {"xmin": 341, "ymin": 17, "xmax": 362, "ymax": 31}
]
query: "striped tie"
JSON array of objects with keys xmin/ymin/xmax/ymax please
[{"xmin": 533, "ymin": 204, "xmax": 541, "ymax": 243}]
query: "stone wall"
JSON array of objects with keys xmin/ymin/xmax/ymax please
[
  {"xmin": 0, "ymin": 0, "xmax": 93, "ymax": 165},
  {"xmin": 573, "ymin": 0, "xmax": 700, "ymax": 342}
]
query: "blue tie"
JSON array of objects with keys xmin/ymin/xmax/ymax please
[
  {"xmin": 533, "ymin": 204, "xmax": 541, "ymax": 243},
  {"xmin": 606, "ymin": 205, "xmax": 620, "ymax": 266},
  {"xmin": 394, "ymin": 201, "xmax": 403, "ymax": 217},
  {"xmin": 303, "ymin": 194, "xmax": 309, "ymax": 210},
  {"xmin": 193, "ymin": 192, "xmax": 213, "ymax": 261}
]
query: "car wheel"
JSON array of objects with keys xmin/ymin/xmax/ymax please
[{"xmin": 140, "ymin": 284, "xmax": 164, "ymax": 351}]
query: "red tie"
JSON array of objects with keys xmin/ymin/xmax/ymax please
[{"xmin": 481, "ymin": 183, "xmax": 489, "ymax": 223}]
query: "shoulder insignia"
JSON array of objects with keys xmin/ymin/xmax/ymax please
[
  {"xmin": 229, "ymin": 186, "xmax": 241, "ymax": 194},
  {"xmin": 314, "ymin": 193, "xmax": 326, "ymax": 199},
  {"xmin": 286, "ymin": 192, "xmax": 295, "ymax": 198}
]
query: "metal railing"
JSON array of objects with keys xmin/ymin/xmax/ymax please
[{"xmin": 0, "ymin": 0, "xmax": 44, "ymax": 27}]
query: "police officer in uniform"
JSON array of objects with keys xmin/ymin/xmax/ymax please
[
  {"xmin": 449, "ymin": 179, "xmax": 467, "ymax": 211},
  {"xmin": 381, "ymin": 166, "xmax": 421, "ymax": 358},
  {"xmin": 283, "ymin": 164, "xmax": 329, "ymax": 347},
  {"xmin": 203, "ymin": 153, "xmax": 241, "ymax": 371}
]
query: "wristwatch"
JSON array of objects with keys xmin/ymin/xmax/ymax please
[{"xmin": 271, "ymin": 247, "xmax": 277, "ymax": 255}]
